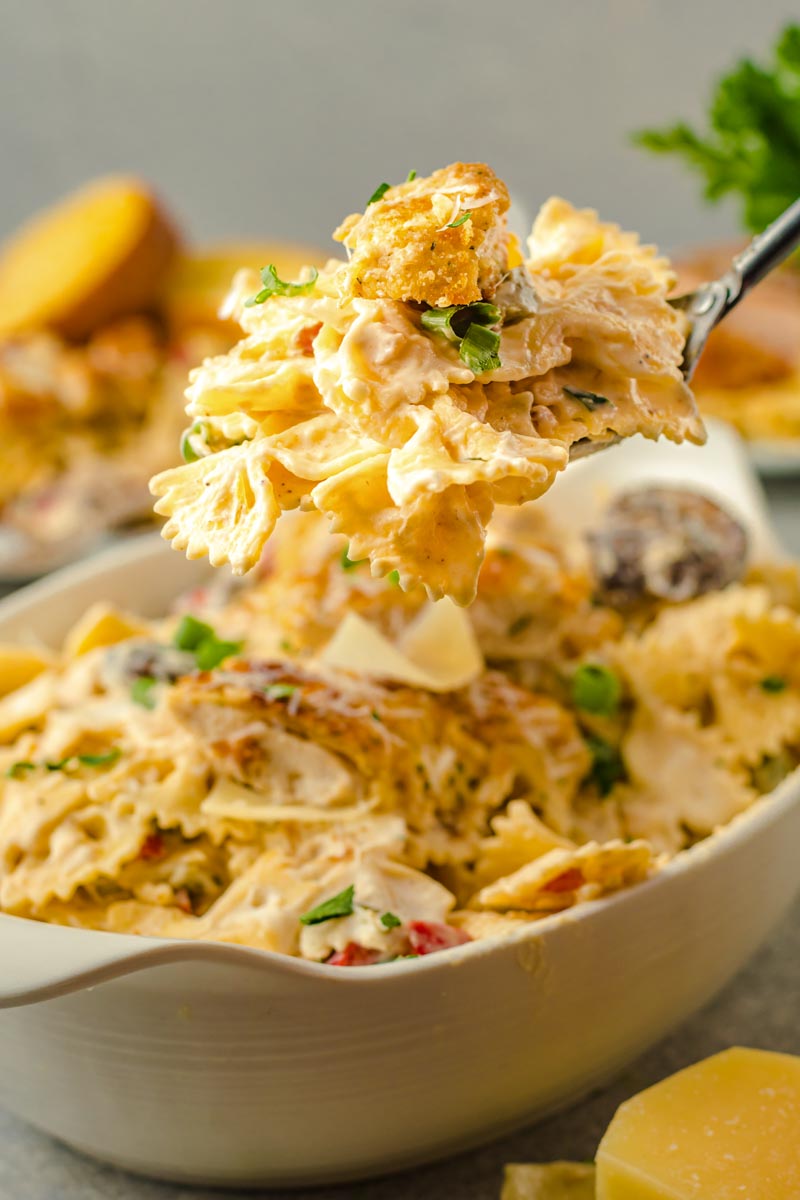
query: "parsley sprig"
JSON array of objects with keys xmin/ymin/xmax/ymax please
[
  {"xmin": 245, "ymin": 264, "xmax": 318, "ymax": 307},
  {"xmin": 635, "ymin": 25, "xmax": 800, "ymax": 239},
  {"xmin": 421, "ymin": 301, "xmax": 502, "ymax": 374}
]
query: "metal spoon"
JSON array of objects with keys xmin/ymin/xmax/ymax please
[{"xmin": 569, "ymin": 196, "xmax": 800, "ymax": 461}]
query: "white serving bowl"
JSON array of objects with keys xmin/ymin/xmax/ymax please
[{"xmin": 0, "ymin": 425, "xmax": 797, "ymax": 1188}]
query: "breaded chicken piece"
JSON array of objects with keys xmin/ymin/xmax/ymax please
[
  {"xmin": 168, "ymin": 659, "xmax": 589, "ymax": 851},
  {"xmin": 333, "ymin": 162, "xmax": 510, "ymax": 307}
]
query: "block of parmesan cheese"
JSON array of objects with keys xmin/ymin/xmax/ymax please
[{"xmin": 596, "ymin": 1047, "xmax": 800, "ymax": 1199}]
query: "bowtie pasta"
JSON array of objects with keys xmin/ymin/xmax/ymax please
[
  {"xmin": 151, "ymin": 162, "xmax": 703, "ymax": 604},
  {"xmin": 1, "ymin": 488, "xmax": 798, "ymax": 963}
]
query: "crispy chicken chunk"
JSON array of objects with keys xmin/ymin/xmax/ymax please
[
  {"xmin": 168, "ymin": 659, "xmax": 589, "ymax": 856},
  {"xmin": 333, "ymin": 162, "xmax": 510, "ymax": 307}
]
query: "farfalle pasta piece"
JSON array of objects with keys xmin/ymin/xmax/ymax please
[
  {"xmin": 477, "ymin": 838, "xmax": 654, "ymax": 913},
  {"xmin": 151, "ymin": 163, "xmax": 704, "ymax": 603},
  {"xmin": 619, "ymin": 705, "xmax": 757, "ymax": 852},
  {"xmin": 152, "ymin": 441, "xmax": 282, "ymax": 571},
  {"xmin": 311, "ymin": 455, "xmax": 495, "ymax": 604}
]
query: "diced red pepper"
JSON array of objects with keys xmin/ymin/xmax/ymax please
[
  {"xmin": 327, "ymin": 942, "xmax": 382, "ymax": 967},
  {"xmin": 542, "ymin": 867, "xmax": 585, "ymax": 894},
  {"xmin": 407, "ymin": 921, "xmax": 471, "ymax": 956},
  {"xmin": 139, "ymin": 833, "xmax": 166, "ymax": 862}
]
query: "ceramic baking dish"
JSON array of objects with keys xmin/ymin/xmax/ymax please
[{"xmin": 0, "ymin": 424, "xmax": 796, "ymax": 1188}]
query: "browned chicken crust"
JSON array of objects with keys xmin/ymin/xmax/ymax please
[
  {"xmin": 333, "ymin": 162, "xmax": 510, "ymax": 307},
  {"xmin": 168, "ymin": 659, "xmax": 589, "ymax": 854}
]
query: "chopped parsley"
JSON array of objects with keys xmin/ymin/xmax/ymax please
[
  {"xmin": 173, "ymin": 614, "xmax": 242, "ymax": 671},
  {"xmin": 760, "ymin": 675, "xmax": 788, "ymax": 693},
  {"xmin": 380, "ymin": 911, "xmax": 402, "ymax": 930},
  {"xmin": 180, "ymin": 420, "xmax": 208, "ymax": 463},
  {"xmin": 563, "ymin": 386, "xmax": 609, "ymax": 410},
  {"xmin": 572, "ymin": 663, "xmax": 622, "ymax": 715},
  {"xmin": 245, "ymin": 264, "xmax": 318, "ymax": 307},
  {"xmin": 194, "ymin": 638, "xmax": 242, "ymax": 671},
  {"xmin": 131, "ymin": 676, "xmax": 158, "ymax": 710},
  {"xmin": 173, "ymin": 614, "xmax": 215, "ymax": 651},
  {"xmin": 420, "ymin": 301, "xmax": 501, "ymax": 374},
  {"xmin": 6, "ymin": 761, "xmax": 35, "ymax": 779},
  {"xmin": 73, "ymin": 749, "xmax": 122, "ymax": 768},
  {"xmin": 8, "ymin": 749, "xmax": 121, "ymax": 777},
  {"xmin": 447, "ymin": 211, "xmax": 472, "ymax": 228},
  {"xmin": 341, "ymin": 545, "xmax": 366, "ymax": 571},
  {"xmin": 387, "ymin": 570, "xmax": 400, "ymax": 587},
  {"xmin": 366, "ymin": 182, "xmax": 390, "ymax": 206},
  {"xmin": 406, "ymin": 169, "xmax": 417, "ymax": 182},
  {"xmin": 584, "ymin": 734, "xmax": 626, "ymax": 796},
  {"xmin": 300, "ymin": 885, "xmax": 355, "ymax": 926},
  {"xmin": 263, "ymin": 683, "xmax": 297, "ymax": 701}
]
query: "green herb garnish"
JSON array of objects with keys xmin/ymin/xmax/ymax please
[
  {"xmin": 572, "ymin": 663, "xmax": 622, "ymax": 715},
  {"xmin": 12, "ymin": 749, "xmax": 122, "ymax": 775},
  {"xmin": 563, "ymin": 386, "xmax": 609, "ymax": 410},
  {"xmin": 387, "ymin": 570, "xmax": 400, "ymax": 587},
  {"xmin": 584, "ymin": 734, "xmax": 626, "ymax": 797},
  {"xmin": 459, "ymin": 323, "xmax": 501, "ymax": 374},
  {"xmin": 245, "ymin": 264, "xmax": 318, "ymax": 307},
  {"xmin": 179, "ymin": 421, "xmax": 208, "ymax": 464},
  {"xmin": 173, "ymin": 614, "xmax": 241, "ymax": 671},
  {"xmin": 194, "ymin": 638, "xmax": 242, "ymax": 671},
  {"xmin": 380, "ymin": 911, "xmax": 402, "ymax": 929},
  {"xmin": 263, "ymin": 683, "xmax": 297, "ymax": 701},
  {"xmin": 75, "ymin": 749, "xmax": 122, "ymax": 768},
  {"xmin": 760, "ymin": 675, "xmax": 788, "ymax": 693},
  {"xmin": 366, "ymin": 182, "xmax": 390, "ymax": 206},
  {"xmin": 635, "ymin": 25, "xmax": 800, "ymax": 238},
  {"xmin": 300, "ymin": 884, "xmax": 355, "ymax": 926},
  {"xmin": 131, "ymin": 676, "xmax": 158, "ymax": 710},
  {"xmin": 421, "ymin": 302, "xmax": 499, "ymax": 343},
  {"xmin": 406, "ymin": 169, "xmax": 417, "ymax": 182},
  {"xmin": 340, "ymin": 545, "xmax": 366, "ymax": 571},
  {"xmin": 174, "ymin": 615, "xmax": 214, "ymax": 651},
  {"xmin": 6, "ymin": 761, "xmax": 35, "ymax": 779},
  {"xmin": 447, "ymin": 211, "xmax": 472, "ymax": 228},
  {"xmin": 421, "ymin": 301, "xmax": 502, "ymax": 373}
]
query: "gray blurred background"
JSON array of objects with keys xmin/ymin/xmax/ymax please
[{"xmin": 1, "ymin": 0, "xmax": 798, "ymax": 254}]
